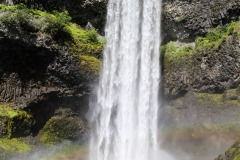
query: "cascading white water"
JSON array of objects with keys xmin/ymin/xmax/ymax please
[{"xmin": 89, "ymin": 0, "xmax": 172, "ymax": 160}]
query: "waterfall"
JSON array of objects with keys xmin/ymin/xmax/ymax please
[{"xmin": 89, "ymin": 0, "xmax": 172, "ymax": 160}]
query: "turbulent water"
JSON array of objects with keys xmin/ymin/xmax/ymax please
[{"xmin": 88, "ymin": 0, "xmax": 170, "ymax": 160}]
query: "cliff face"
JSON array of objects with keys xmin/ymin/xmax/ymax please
[
  {"xmin": 162, "ymin": 0, "xmax": 240, "ymax": 42},
  {"xmin": 163, "ymin": 34, "xmax": 240, "ymax": 97},
  {"xmin": 0, "ymin": 5, "xmax": 103, "ymax": 155}
]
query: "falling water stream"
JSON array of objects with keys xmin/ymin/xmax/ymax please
[{"xmin": 89, "ymin": 0, "xmax": 173, "ymax": 160}]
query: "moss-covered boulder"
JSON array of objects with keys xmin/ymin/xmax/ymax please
[
  {"xmin": 0, "ymin": 104, "xmax": 32, "ymax": 138},
  {"xmin": 40, "ymin": 108, "xmax": 88, "ymax": 146},
  {"xmin": 0, "ymin": 138, "xmax": 31, "ymax": 153}
]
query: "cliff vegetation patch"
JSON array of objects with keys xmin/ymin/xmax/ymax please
[{"xmin": 0, "ymin": 4, "xmax": 104, "ymax": 56}]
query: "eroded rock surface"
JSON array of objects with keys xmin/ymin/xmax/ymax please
[
  {"xmin": 163, "ymin": 35, "xmax": 240, "ymax": 98},
  {"xmin": 162, "ymin": 0, "xmax": 240, "ymax": 42},
  {"xmin": 0, "ymin": 25, "xmax": 98, "ymax": 138}
]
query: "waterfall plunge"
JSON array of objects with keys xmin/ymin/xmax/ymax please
[{"xmin": 89, "ymin": 0, "xmax": 173, "ymax": 160}]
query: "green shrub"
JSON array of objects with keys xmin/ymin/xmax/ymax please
[
  {"xmin": 41, "ymin": 11, "xmax": 71, "ymax": 37},
  {"xmin": 196, "ymin": 22, "xmax": 238, "ymax": 51},
  {"xmin": 0, "ymin": 4, "xmax": 104, "ymax": 56}
]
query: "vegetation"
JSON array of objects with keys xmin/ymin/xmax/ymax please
[
  {"xmin": 196, "ymin": 93, "xmax": 223, "ymax": 106},
  {"xmin": 161, "ymin": 41, "xmax": 194, "ymax": 57},
  {"xmin": 162, "ymin": 21, "xmax": 240, "ymax": 71},
  {"xmin": 0, "ymin": 4, "xmax": 104, "ymax": 56},
  {"xmin": 216, "ymin": 140, "xmax": 240, "ymax": 160},
  {"xmin": 196, "ymin": 22, "xmax": 240, "ymax": 51},
  {"xmin": 77, "ymin": 55, "xmax": 102, "ymax": 77},
  {"xmin": 162, "ymin": 21, "xmax": 240, "ymax": 57},
  {"xmin": 0, "ymin": 138, "xmax": 31, "ymax": 154},
  {"xmin": 40, "ymin": 116, "xmax": 86, "ymax": 146},
  {"xmin": 0, "ymin": 103, "xmax": 32, "ymax": 138},
  {"xmin": 161, "ymin": 41, "xmax": 194, "ymax": 70}
]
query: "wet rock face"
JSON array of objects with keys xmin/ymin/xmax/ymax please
[
  {"xmin": 0, "ymin": 28, "xmax": 94, "ymax": 108},
  {"xmin": 0, "ymin": 27, "xmax": 96, "ymax": 136},
  {"xmin": 163, "ymin": 35, "xmax": 240, "ymax": 98},
  {"xmin": 162, "ymin": 0, "xmax": 240, "ymax": 42}
]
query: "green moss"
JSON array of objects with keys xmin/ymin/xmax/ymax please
[
  {"xmin": 0, "ymin": 138, "xmax": 31, "ymax": 153},
  {"xmin": 227, "ymin": 148, "xmax": 238, "ymax": 155},
  {"xmin": 161, "ymin": 41, "xmax": 194, "ymax": 56},
  {"xmin": 162, "ymin": 21, "xmax": 240, "ymax": 72},
  {"xmin": 0, "ymin": 4, "xmax": 104, "ymax": 56},
  {"xmin": 196, "ymin": 22, "xmax": 240, "ymax": 51},
  {"xmin": 0, "ymin": 104, "xmax": 32, "ymax": 138},
  {"xmin": 196, "ymin": 93, "xmax": 223, "ymax": 106},
  {"xmin": 162, "ymin": 41, "xmax": 194, "ymax": 71},
  {"xmin": 77, "ymin": 55, "xmax": 102, "ymax": 77},
  {"xmin": 66, "ymin": 23, "xmax": 104, "ymax": 57},
  {"xmin": 233, "ymin": 150, "xmax": 240, "ymax": 160},
  {"xmin": 195, "ymin": 92, "xmax": 240, "ymax": 109},
  {"xmin": 40, "ymin": 116, "xmax": 86, "ymax": 146}
]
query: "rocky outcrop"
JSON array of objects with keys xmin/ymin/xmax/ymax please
[
  {"xmin": 163, "ymin": 34, "xmax": 240, "ymax": 98},
  {"xmin": 162, "ymin": 0, "xmax": 240, "ymax": 42},
  {"xmin": 0, "ymin": 26, "xmax": 97, "ymax": 104},
  {"xmin": 0, "ymin": 5, "xmax": 103, "ymax": 141}
]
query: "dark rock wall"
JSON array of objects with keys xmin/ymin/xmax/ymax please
[
  {"xmin": 162, "ymin": 0, "xmax": 240, "ymax": 42},
  {"xmin": 163, "ymin": 35, "xmax": 240, "ymax": 98},
  {"xmin": 0, "ymin": 26, "xmax": 96, "ymax": 137}
]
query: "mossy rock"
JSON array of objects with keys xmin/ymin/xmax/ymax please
[
  {"xmin": 40, "ymin": 115, "xmax": 88, "ymax": 146},
  {"xmin": 216, "ymin": 140, "xmax": 240, "ymax": 160},
  {"xmin": 0, "ymin": 4, "xmax": 104, "ymax": 57},
  {"xmin": 77, "ymin": 55, "xmax": 102, "ymax": 77},
  {"xmin": 0, "ymin": 138, "xmax": 31, "ymax": 154},
  {"xmin": 0, "ymin": 103, "xmax": 33, "ymax": 138},
  {"xmin": 161, "ymin": 41, "xmax": 194, "ymax": 72},
  {"xmin": 196, "ymin": 93, "xmax": 224, "ymax": 107}
]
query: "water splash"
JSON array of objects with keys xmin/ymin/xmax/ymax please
[{"xmin": 89, "ymin": 0, "xmax": 172, "ymax": 160}]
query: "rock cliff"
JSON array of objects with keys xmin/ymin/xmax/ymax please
[{"xmin": 0, "ymin": 5, "xmax": 103, "ymax": 156}]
